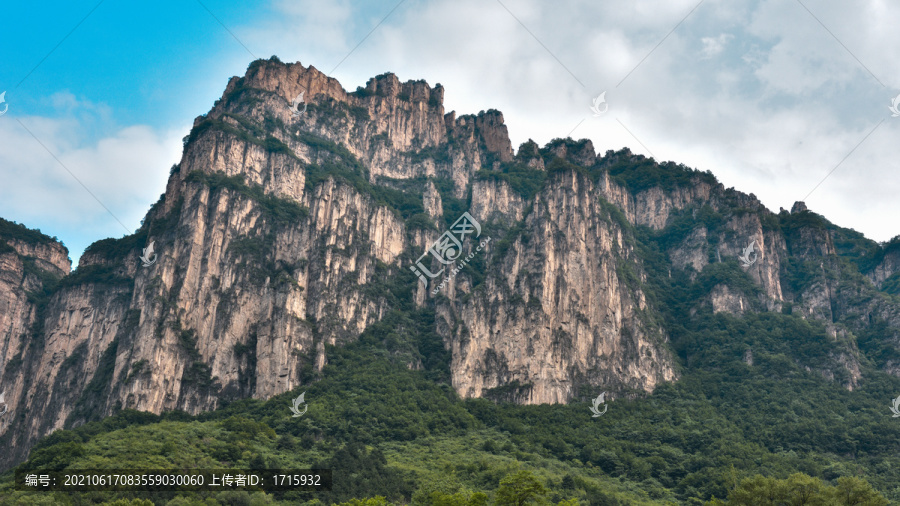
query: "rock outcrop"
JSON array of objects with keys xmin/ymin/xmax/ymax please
[
  {"xmin": 0, "ymin": 223, "xmax": 71, "ymax": 443},
  {"xmin": 2, "ymin": 58, "xmax": 898, "ymax": 470}
]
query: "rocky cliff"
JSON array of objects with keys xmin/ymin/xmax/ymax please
[
  {"xmin": 0, "ymin": 221, "xmax": 71, "ymax": 448},
  {"xmin": 2, "ymin": 57, "xmax": 898, "ymax": 470}
]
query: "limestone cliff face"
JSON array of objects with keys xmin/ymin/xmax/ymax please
[
  {"xmin": 206, "ymin": 61, "xmax": 512, "ymax": 193},
  {"xmin": 469, "ymin": 179, "xmax": 526, "ymax": 225},
  {"xmin": 867, "ymin": 242, "xmax": 900, "ymax": 288},
  {"xmin": 447, "ymin": 170, "xmax": 677, "ymax": 403},
  {"xmin": 2, "ymin": 58, "xmax": 899, "ymax": 470},
  {"xmin": 0, "ymin": 226, "xmax": 70, "ymax": 444}
]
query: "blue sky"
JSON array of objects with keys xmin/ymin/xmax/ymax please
[
  {"xmin": 1, "ymin": 0, "xmax": 899, "ymax": 266},
  {"xmin": 6, "ymin": 1, "xmax": 257, "ymax": 129}
]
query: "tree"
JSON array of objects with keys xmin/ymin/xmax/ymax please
[
  {"xmin": 832, "ymin": 477, "xmax": 888, "ymax": 506},
  {"xmin": 425, "ymin": 491, "xmax": 489, "ymax": 506},
  {"xmin": 495, "ymin": 470, "xmax": 547, "ymax": 506},
  {"xmin": 782, "ymin": 473, "xmax": 829, "ymax": 506},
  {"xmin": 468, "ymin": 492, "xmax": 489, "ymax": 506},
  {"xmin": 335, "ymin": 497, "xmax": 393, "ymax": 506},
  {"xmin": 726, "ymin": 475, "xmax": 786, "ymax": 506},
  {"xmin": 718, "ymin": 474, "xmax": 888, "ymax": 506},
  {"xmin": 428, "ymin": 492, "xmax": 468, "ymax": 506},
  {"xmin": 163, "ymin": 497, "xmax": 215, "ymax": 506}
]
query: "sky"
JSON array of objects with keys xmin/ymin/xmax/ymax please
[{"xmin": 0, "ymin": 0, "xmax": 898, "ymax": 266}]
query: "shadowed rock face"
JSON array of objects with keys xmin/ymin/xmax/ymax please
[{"xmin": 1, "ymin": 58, "xmax": 897, "ymax": 470}]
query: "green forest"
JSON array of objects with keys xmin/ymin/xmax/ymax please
[{"xmin": 3, "ymin": 244, "xmax": 900, "ymax": 504}]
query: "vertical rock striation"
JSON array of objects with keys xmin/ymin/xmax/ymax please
[{"xmin": 2, "ymin": 58, "xmax": 898, "ymax": 470}]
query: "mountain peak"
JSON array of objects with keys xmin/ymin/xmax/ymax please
[{"xmin": 3, "ymin": 56, "xmax": 900, "ymax": 476}]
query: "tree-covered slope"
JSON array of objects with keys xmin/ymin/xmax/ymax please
[{"xmin": 2, "ymin": 304, "xmax": 899, "ymax": 505}]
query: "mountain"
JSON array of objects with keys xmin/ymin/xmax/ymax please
[{"xmin": 2, "ymin": 57, "xmax": 900, "ymax": 499}]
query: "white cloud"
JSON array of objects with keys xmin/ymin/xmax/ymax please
[
  {"xmin": 48, "ymin": 0, "xmax": 894, "ymax": 244},
  {"xmin": 747, "ymin": 0, "xmax": 892, "ymax": 93},
  {"xmin": 2, "ymin": 0, "xmax": 894, "ymax": 271},
  {"xmin": 700, "ymin": 33, "xmax": 733, "ymax": 58},
  {"xmin": 0, "ymin": 95, "xmax": 184, "ymax": 264}
]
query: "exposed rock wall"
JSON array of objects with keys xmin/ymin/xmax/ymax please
[
  {"xmin": 448, "ymin": 170, "xmax": 677, "ymax": 403},
  {"xmin": 0, "ymin": 228, "xmax": 72, "ymax": 461},
  {"xmin": 2, "ymin": 58, "xmax": 898, "ymax": 471}
]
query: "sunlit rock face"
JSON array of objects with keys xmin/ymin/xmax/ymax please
[{"xmin": 1, "ymin": 59, "xmax": 892, "ymax": 470}]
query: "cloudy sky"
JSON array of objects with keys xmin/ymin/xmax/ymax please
[{"xmin": 1, "ymin": 0, "xmax": 898, "ymax": 265}]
